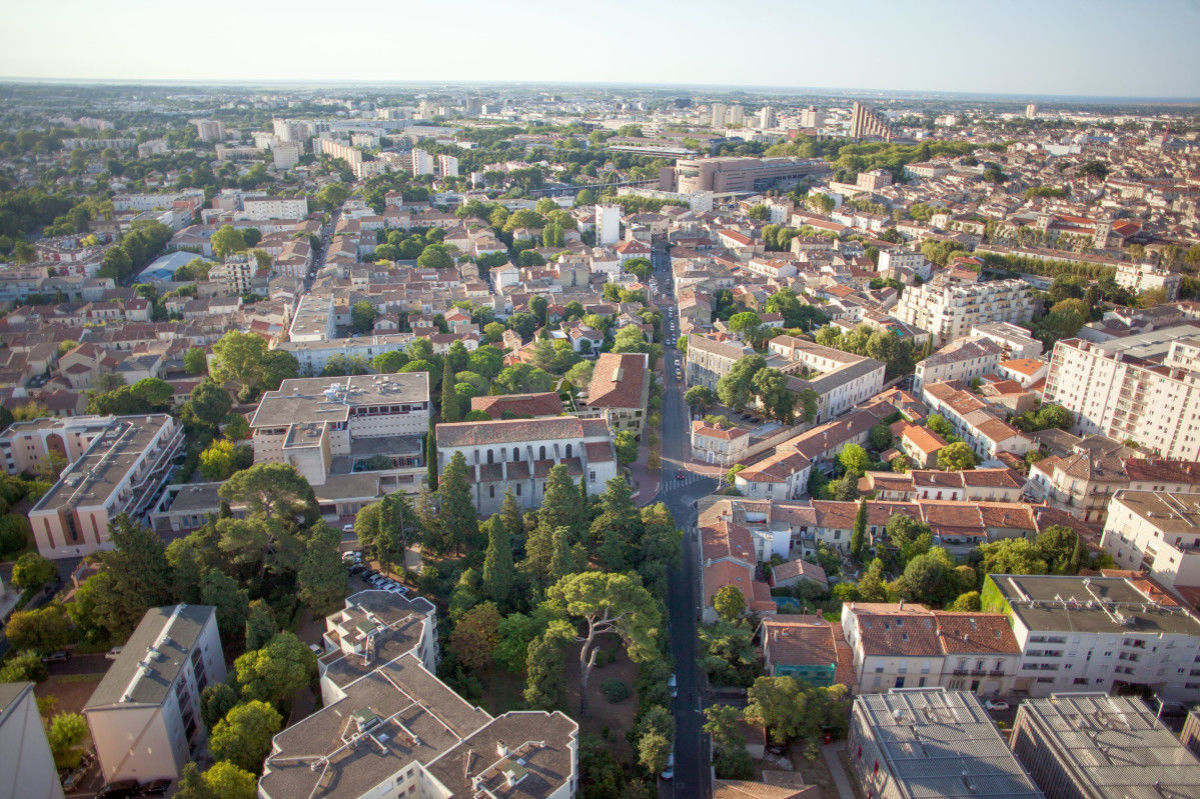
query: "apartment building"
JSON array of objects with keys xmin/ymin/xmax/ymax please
[
  {"xmin": 982, "ymin": 573, "xmax": 1200, "ymax": 701},
  {"xmin": 276, "ymin": 333, "xmax": 417, "ymax": 375},
  {"xmin": 1101, "ymin": 491, "xmax": 1200, "ymax": 594},
  {"xmin": 690, "ymin": 420, "xmax": 752, "ymax": 467},
  {"xmin": 913, "ymin": 336, "xmax": 1007, "ymax": 393},
  {"xmin": 193, "ymin": 120, "xmax": 224, "ymax": 141},
  {"xmin": 0, "ymin": 414, "xmax": 127, "ymax": 476},
  {"xmin": 249, "ymin": 374, "xmax": 430, "ymax": 509},
  {"xmin": 26, "ymin": 415, "xmax": 184, "ymax": 558},
  {"xmin": 1011, "ymin": 693, "xmax": 1200, "ymax": 799},
  {"xmin": 0, "ymin": 682, "xmax": 64, "ymax": 799},
  {"xmin": 894, "ymin": 276, "xmax": 1034, "ymax": 346},
  {"xmin": 849, "ymin": 101, "xmax": 893, "ymax": 140},
  {"xmin": 437, "ymin": 154, "xmax": 458, "ymax": 177},
  {"xmin": 1115, "ymin": 261, "xmax": 1183, "ymax": 301},
  {"xmin": 685, "ymin": 334, "xmax": 756, "ymax": 390},
  {"xmin": 272, "ymin": 141, "xmax": 301, "ymax": 169},
  {"xmin": 434, "ymin": 416, "xmax": 617, "ymax": 515},
  {"xmin": 840, "ymin": 603, "xmax": 1021, "ymax": 697},
  {"xmin": 768, "ymin": 335, "xmax": 886, "ymax": 423},
  {"xmin": 84, "ymin": 605, "xmax": 226, "ymax": 785},
  {"xmin": 240, "ymin": 195, "xmax": 309, "ymax": 221},
  {"xmin": 411, "ymin": 148, "xmax": 434, "ymax": 176},
  {"xmin": 209, "ymin": 252, "xmax": 256, "ymax": 295},
  {"xmin": 670, "ymin": 156, "xmax": 831, "ymax": 194},
  {"xmin": 288, "ymin": 292, "xmax": 337, "ymax": 342},
  {"xmin": 971, "ymin": 321, "xmax": 1043, "ymax": 359},
  {"xmin": 260, "ymin": 590, "xmax": 578, "ymax": 799},
  {"xmin": 581, "ymin": 352, "xmax": 650, "ymax": 436},
  {"xmin": 922, "ymin": 380, "xmax": 1036, "ymax": 460},
  {"xmin": 849, "ymin": 689, "xmax": 1042, "ymax": 799},
  {"xmin": 859, "ymin": 467, "xmax": 1025, "ymax": 502},
  {"xmin": 1042, "ymin": 327, "xmax": 1200, "ymax": 460}
]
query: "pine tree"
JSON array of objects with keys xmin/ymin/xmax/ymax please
[
  {"xmin": 482, "ymin": 514, "xmax": 515, "ymax": 607},
  {"xmin": 850, "ymin": 500, "xmax": 867, "ymax": 565},
  {"xmin": 524, "ymin": 465, "xmax": 580, "ymax": 583},
  {"xmin": 590, "ymin": 477, "xmax": 642, "ymax": 572},
  {"xmin": 425, "ymin": 421, "xmax": 438, "ymax": 490},
  {"xmin": 436, "ymin": 451, "xmax": 478, "ymax": 556},
  {"xmin": 440, "ymin": 365, "xmax": 460, "ymax": 422},
  {"xmin": 500, "ymin": 488, "xmax": 525, "ymax": 553}
]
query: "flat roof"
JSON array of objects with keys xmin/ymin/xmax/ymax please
[
  {"xmin": 855, "ymin": 688, "xmax": 1043, "ymax": 799},
  {"xmin": 1015, "ymin": 693, "xmax": 1200, "ymax": 799},
  {"xmin": 988, "ymin": 575, "xmax": 1200, "ymax": 636},
  {"xmin": 1112, "ymin": 490, "xmax": 1200, "ymax": 534},
  {"xmin": 1089, "ymin": 324, "xmax": 1200, "ymax": 361},
  {"xmin": 250, "ymin": 373, "xmax": 430, "ymax": 429}
]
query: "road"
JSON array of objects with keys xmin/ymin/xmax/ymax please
[{"xmin": 653, "ymin": 247, "xmax": 717, "ymax": 798}]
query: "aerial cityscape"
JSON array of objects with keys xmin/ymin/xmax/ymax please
[{"xmin": 0, "ymin": 3, "xmax": 1199, "ymax": 799}]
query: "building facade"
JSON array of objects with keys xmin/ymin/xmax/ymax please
[{"xmin": 895, "ymin": 276, "xmax": 1034, "ymax": 346}]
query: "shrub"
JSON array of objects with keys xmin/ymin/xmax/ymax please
[{"xmin": 601, "ymin": 679, "xmax": 630, "ymax": 704}]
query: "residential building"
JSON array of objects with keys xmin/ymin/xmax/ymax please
[
  {"xmin": 241, "ymin": 195, "xmax": 308, "ymax": 220},
  {"xmin": 878, "ymin": 249, "xmax": 932, "ymax": 282},
  {"xmin": 895, "ymin": 276, "xmax": 1034, "ymax": 346},
  {"xmin": 193, "ymin": 119, "xmax": 225, "ymax": 141},
  {"xmin": 469, "ymin": 391, "xmax": 564, "ymax": 420},
  {"xmin": 913, "ymin": 336, "xmax": 1007, "ymax": 394},
  {"xmin": 209, "ymin": 252, "xmax": 256, "ymax": 295},
  {"xmin": 856, "ymin": 169, "xmax": 892, "ymax": 191},
  {"xmin": 700, "ymin": 519, "xmax": 778, "ymax": 623},
  {"xmin": 26, "ymin": 414, "xmax": 184, "ymax": 558},
  {"xmin": 0, "ymin": 682, "xmax": 64, "ymax": 799},
  {"xmin": 859, "ymin": 468, "xmax": 1025, "ymax": 503},
  {"xmin": 437, "ymin": 153, "xmax": 458, "ymax": 177},
  {"xmin": 690, "ymin": 420, "xmax": 752, "ymax": 467},
  {"xmin": 410, "ymin": 148, "xmax": 434, "ymax": 176},
  {"xmin": 971, "ymin": 322, "xmax": 1044, "ymax": 359},
  {"xmin": 1115, "ymin": 262, "xmax": 1183, "ymax": 301},
  {"xmin": 434, "ymin": 416, "xmax": 617, "ymax": 515},
  {"xmin": 759, "ymin": 615, "xmax": 854, "ymax": 689},
  {"xmin": 685, "ymin": 335, "xmax": 756, "ymax": 390},
  {"xmin": 1010, "ymin": 693, "xmax": 1200, "ymax": 799},
  {"xmin": 849, "ymin": 101, "xmax": 893, "ymax": 141},
  {"xmin": 848, "ymin": 689, "xmax": 1042, "ymax": 799},
  {"xmin": 260, "ymin": 589, "xmax": 579, "ymax": 799},
  {"xmin": 1041, "ymin": 327, "xmax": 1200, "ymax": 460},
  {"xmin": 276, "ymin": 333, "xmax": 418, "ymax": 375},
  {"xmin": 272, "ymin": 141, "xmax": 301, "ymax": 169},
  {"xmin": 767, "ymin": 335, "xmax": 886, "ymax": 423},
  {"xmin": 249, "ymin": 374, "xmax": 431, "ymax": 509},
  {"xmin": 1101, "ymin": 490, "xmax": 1200, "ymax": 593},
  {"xmin": 0, "ymin": 414, "xmax": 133, "ymax": 476},
  {"xmin": 670, "ymin": 156, "xmax": 831, "ymax": 194},
  {"xmin": 982, "ymin": 573, "xmax": 1200, "ymax": 701},
  {"xmin": 768, "ymin": 559, "xmax": 828, "ymax": 591},
  {"xmin": 84, "ymin": 605, "xmax": 226, "ymax": 785},
  {"xmin": 595, "ymin": 205, "xmax": 620, "ymax": 246},
  {"xmin": 581, "ymin": 352, "xmax": 650, "ymax": 436},
  {"xmin": 922, "ymin": 381, "xmax": 1036, "ymax": 460},
  {"xmin": 896, "ymin": 422, "xmax": 949, "ymax": 468},
  {"xmin": 840, "ymin": 603, "xmax": 1021, "ymax": 696}
]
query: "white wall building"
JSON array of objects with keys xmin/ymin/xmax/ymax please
[
  {"xmin": 411, "ymin": 148, "xmax": 434, "ymax": 176},
  {"xmin": 895, "ymin": 276, "xmax": 1033, "ymax": 346},
  {"xmin": 0, "ymin": 682, "xmax": 64, "ymax": 799},
  {"xmin": 1101, "ymin": 490, "xmax": 1200, "ymax": 593},
  {"xmin": 595, "ymin": 205, "xmax": 621, "ymax": 246}
]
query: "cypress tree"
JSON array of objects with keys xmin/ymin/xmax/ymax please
[
  {"xmin": 425, "ymin": 421, "xmax": 438, "ymax": 490},
  {"xmin": 524, "ymin": 465, "xmax": 579, "ymax": 582},
  {"xmin": 440, "ymin": 365, "xmax": 460, "ymax": 422},
  {"xmin": 436, "ymin": 451, "xmax": 478, "ymax": 556},
  {"xmin": 850, "ymin": 499, "xmax": 867, "ymax": 565},
  {"xmin": 549, "ymin": 525, "xmax": 574, "ymax": 583},
  {"xmin": 482, "ymin": 514, "xmax": 515, "ymax": 607},
  {"xmin": 500, "ymin": 488, "xmax": 525, "ymax": 553}
]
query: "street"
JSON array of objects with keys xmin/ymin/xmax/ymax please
[{"xmin": 652, "ymin": 247, "xmax": 717, "ymax": 798}]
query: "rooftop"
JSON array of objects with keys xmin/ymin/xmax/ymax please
[
  {"xmin": 250, "ymin": 373, "xmax": 430, "ymax": 429},
  {"xmin": 1111, "ymin": 490, "xmax": 1200, "ymax": 534},
  {"xmin": 988, "ymin": 574, "xmax": 1200, "ymax": 636}
]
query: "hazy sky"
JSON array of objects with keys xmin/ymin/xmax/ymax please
[{"xmin": 3, "ymin": 0, "xmax": 1199, "ymax": 98}]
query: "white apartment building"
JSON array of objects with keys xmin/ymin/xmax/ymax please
[
  {"xmin": 26, "ymin": 415, "xmax": 184, "ymax": 559},
  {"xmin": 249, "ymin": 374, "xmax": 431, "ymax": 502},
  {"xmin": 1101, "ymin": 491, "xmax": 1200, "ymax": 593},
  {"xmin": 1115, "ymin": 261, "xmax": 1183, "ymax": 301},
  {"xmin": 260, "ymin": 590, "xmax": 578, "ymax": 799},
  {"xmin": 272, "ymin": 141, "xmax": 301, "ymax": 169},
  {"xmin": 276, "ymin": 333, "xmax": 416, "ymax": 375},
  {"xmin": 209, "ymin": 252, "xmax": 256, "ymax": 295},
  {"xmin": 922, "ymin": 380, "xmax": 1035, "ymax": 460},
  {"xmin": 410, "ymin": 148, "xmax": 434, "ymax": 176},
  {"xmin": 595, "ymin": 205, "xmax": 621, "ymax": 246},
  {"xmin": 112, "ymin": 189, "xmax": 205, "ymax": 213},
  {"xmin": 0, "ymin": 414, "xmax": 130, "ymax": 476},
  {"xmin": 985, "ymin": 573, "xmax": 1200, "ymax": 702},
  {"xmin": 877, "ymin": 249, "xmax": 932, "ymax": 282},
  {"xmin": 767, "ymin": 335, "xmax": 886, "ymax": 423},
  {"xmin": 84, "ymin": 605, "xmax": 226, "ymax": 785},
  {"xmin": 913, "ymin": 336, "xmax": 1006, "ymax": 393},
  {"xmin": 894, "ymin": 276, "xmax": 1033, "ymax": 346},
  {"xmin": 193, "ymin": 120, "xmax": 224, "ymax": 141},
  {"xmin": 435, "ymin": 416, "xmax": 617, "ymax": 516},
  {"xmin": 320, "ymin": 137, "xmax": 362, "ymax": 167},
  {"xmin": 971, "ymin": 321, "xmax": 1043, "ymax": 359},
  {"xmin": 240, "ymin": 195, "xmax": 309, "ymax": 221},
  {"xmin": 288, "ymin": 293, "xmax": 336, "ymax": 343},
  {"xmin": 0, "ymin": 682, "xmax": 64, "ymax": 799},
  {"xmin": 437, "ymin": 153, "xmax": 459, "ymax": 177},
  {"xmin": 1042, "ymin": 326, "xmax": 1200, "ymax": 460}
]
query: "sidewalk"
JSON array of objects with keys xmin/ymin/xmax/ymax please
[
  {"xmin": 820, "ymin": 741, "xmax": 857, "ymax": 799},
  {"xmin": 630, "ymin": 440, "xmax": 661, "ymax": 506}
]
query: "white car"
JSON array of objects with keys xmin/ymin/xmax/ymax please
[
  {"xmin": 660, "ymin": 753, "xmax": 675, "ymax": 780},
  {"xmin": 984, "ymin": 699, "xmax": 1010, "ymax": 711},
  {"xmin": 309, "ymin": 643, "xmax": 325, "ymax": 656},
  {"xmin": 342, "ymin": 523, "xmax": 355, "ymax": 533},
  {"xmin": 668, "ymin": 673, "xmax": 677, "ymax": 698}
]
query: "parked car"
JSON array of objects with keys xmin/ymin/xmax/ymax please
[
  {"xmin": 137, "ymin": 779, "xmax": 172, "ymax": 796},
  {"xmin": 342, "ymin": 523, "xmax": 355, "ymax": 533},
  {"xmin": 668, "ymin": 673, "xmax": 677, "ymax": 697},
  {"xmin": 984, "ymin": 699, "xmax": 1009, "ymax": 711},
  {"xmin": 308, "ymin": 643, "xmax": 324, "ymax": 656},
  {"xmin": 105, "ymin": 646, "xmax": 124, "ymax": 660},
  {"xmin": 96, "ymin": 780, "xmax": 140, "ymax": 799},
  {"xmin": 41, "ymin": 651, "xmax": 71, "ymax": 664},
  {"xmin": 660, "ymin": 753, "xmax": 675, "ymax": 781}
]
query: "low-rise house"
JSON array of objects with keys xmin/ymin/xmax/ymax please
[
  {"xmin": 896, "ymin": 422, "xmax": 948, "ymax": 468},
  {"xmin": 760, "ymin": 615, "xmax": 855, "ymax": 689},
  {"xmin": 581, "ymin": 352, "xmax": 650, "ymax": 436},
  {"xmin": 769, "ymin": 559, "xmax": 829, "ymax": 591},
  {"xmin": 690, "ymin": 421, "xmax": 752, "ymax": 467},
  {"xmin": 859, "ymin": 467, "xmax": 1025, "ymax": 502}
]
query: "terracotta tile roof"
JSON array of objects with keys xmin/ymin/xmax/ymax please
[
  {"xmin": 999, "ymin": 358, "xmax": 1046, "ymax": 377},
  {"xmin": 692, "ymin": 420, "xmax": 750, "ymax": 440},
  {"xmin": 900, "ymin": 423, "xmax": 949, "ymax": 455},
  {"xmin": 771, "ymin": 559, "xmax": 828, "ymax": 587},
  {"xmin": 469, "ymin": 391, "xmax": 563, "ymax": 420},
  {"xmin": 850, "ymin": 604, "xmax": 940, "ymax": 657},
  {"xmin": 931, "ymin": 612, "xmax": 1020, "ymax": 655},
  {"xmin": 586, "ymin": 352, "xmax": 648, "ymax": 410},
  {"xmin": 436, "ymin": 416, "xmax": 609, "ymax": 447},
  {"xmin": 714, "ymin": 779, "xmax": 816, "ymax": 799},
  {"xmin": 584, "ymin": 440, "xmax": 614, "ymax": 463},
  {"xmin": 701, "ymin": 520, "xmax": 756, "ymax": 564}
]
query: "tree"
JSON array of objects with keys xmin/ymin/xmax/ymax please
[
  {"xmin": 201, "ymin": 683, "xmax": 239, "ymax": 731},
  {"xmin": 209, "ymin": 700, "xmax": 283, "ymax": 772},
  {"xmin": 751, "ymin": 368, "xmax": 795, "ymax": 423},
  {"xmin": 201, "ymin": 569, "xmax": 250, "ymax": 640},
  {"xmin": 589, "ymin": 477, "xmax": 642, "ymax": 573},
  {"xmin": 839, "ymin": 443, "xmax": 870, "ymax": 476},
  {"xmin": 684, "ymin": 385, "xmax": 716, "ymax": 410},
  {"xmin": 894, "ymin": 547, "xmax": 967, "ymax": 606},
  {"xmin": 949, "ymin": 591, "xmax": 982, "ymax": 611},
  {"xmin": 525, "ymin": 465, "xmax": 581, "ymax": 584},
  {"xmin": 11, "ymin": 552, "xmax": 56, "ymax": 589},
  {"xmin": 47, "ymin": 712, "xmax": 88, "ymax": 768},
  {"xmin": 482, "ymin": 515, "xmax": 515, "ymax": 606},
  {"xmin": 705, "ymin": 704, "xmax": 753, "ymax": 779},
  {"xmin": 5, "ymin": 605, "xmax": 72, "ymax": 652},
  {"xmin": 211, "ymin": 225, "xmax": 248, "ymax": 260},
  {"xmin": 440, "ymin": 364, "xmax": 460, "ymax": 422},
  {"xmin": 743, "ymin": 675, "xmax": 808, "ymax": 745},
  {"xmin": 717, "ymin": 355, "xmax": 766, "ymax": 410},
  {"xmin": 350, "ymin": 300, "xmax": 378, "ymax": 333},
  {"xmin": 433, "ymin": 452, "xmax": 478, "ymax": 556},
  {"xmin": 372, "ymin": 350, "xmax": 408, "ymax": 373},
  {"xmin": 850, "ymin": 500, "xmax": 867, "ymax": 564},
  {"xmin": 623, "ymin": 257, "xmax": 652, "ymax": 281},
  {"xmin": 184, "ymin": 380, "xmax": 234, "ymax": 430},
  {"xmin": 869, "ymin": 423, "xmax": 893, "ymax": 451},
  {"xmin": 244, "ymin": 600, "xmax": 277, "ymax": 651},
  {"xmin": 417, "ymin": 244, "xmax": 454, "ymax": 270},
  {"xmin": 937, "ymin": 441, "xmax": 977, "ymax": 471},
  {"xmin": 234, "ymin": 632, "xmax": 315, "ymax": 705},
  {"xmin": 210, "ymin": 330, "xmax": 272, "ymax": 397},
  {"xmin": 298, "ymin": 524, "xmax": 347, "ymax": 614},
  {"xmin": 728, "ymin": 311, "xmax": 762, "ymax": 339},
  {"xmin": 613, "ymin": 430, "xmax": 638, "ymax": 467},
  {"xmin": 449, "ymin": 601, "xmax": 501, "ymax": 671},
  {"xmin": 0, "ymin": 649, "xmax": 46, "ymax": 683},
  {"xmin": 638, "ymin": 731, "xmax": 671, "ymax": 776},
  {"xmin": 200, "ymin": 762, "xmax": 257, "ymax": 799},
  {"xmin": 219, "ymin": 463, "xmax": 319, "ymax": 525},
  {"xmin": 198, "ymin": 439, "xmax": 252, "ymax": 481},
  {"xmin": 546, "ymin": 572, "xmax": 660, "ymax": 716},
  {"xmin": 712, "ymin": 584, "xmax": 746, "ymax": 623},
  {"xmin": 523, "ymin": 620, "xmax": 575, "ymax": 711},
  {"xmin": 184, "ymin": 347, "xmax": 209, "ymax": 375}
]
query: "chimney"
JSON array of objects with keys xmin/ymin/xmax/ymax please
[{"xmin": 898, "ymin": 601, "xmax": 905, "ymax": 611}]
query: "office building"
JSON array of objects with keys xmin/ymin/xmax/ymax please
[
  {"xmin": 848, "ymin": 688, "xmax": 1043, "ymax": 799},
  {"xmin": 26, "ymin": 415, "xmax": 184, "ymax": 559},
  {"xmin": 84, "ymin": 605, "xmax": 226, "ymax": 785},
  {"xmin": 437, "ymin": 153, "xmax": 458, "ymax": 177},
  {"xmin": 410, "ymin": 148, "xmax": 434, "ymax": 176},
  {"xmin": 595, "ymin": 204, "xmax": 621, "ymax": 246},
  {"xmin": 260, "ymin": 590, "xmax": 579, "ymax": 799},
  {"xmin": 982, "ymin": 573, "xmax": 1200, "ymax": 701},
  {"xmin": 895, "ymin": 275, "xmax": 1034, "ymax": 346},
  {"xmin": 1101, "ymin": 490, "xmax": 1200, "ymax": 593},
  {"xmin": 671, "ymin": 156, "xmax": 831, "ymax": 194},
  {"xmin": 0, "ymin": 682, "xmax": 65, "ymax": 799},
  {"xmin": 249, "ymin": 374, "xmax": 430, "ymax": 506},
  {"xmin": 1042, "ymin": 326, "xmax": 1200, "ymax": 460},
  {"xmin": 1010, "ymin": 693, "xmax": 1200, "ymax": 799},
  {"xmin": 849, "ymin": 101, "xmax": 894, "ymax": 140},
  {"xmin": 434, "ymin": 416, "xmax": 617, "ymax": 516}
]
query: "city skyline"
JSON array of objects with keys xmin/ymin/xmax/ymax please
[{"xmin": 2, "ymin": 0, "xmax": 1199, "ymax": 99}]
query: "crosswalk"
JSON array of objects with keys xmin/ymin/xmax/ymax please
[{"xmin": 661, "ymin": 471, "xmax": 717, "ymax": 490}]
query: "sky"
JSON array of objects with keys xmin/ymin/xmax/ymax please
[{"xmin": 2, "ymin": 0, "xmax": 1199, "ymax": 98}]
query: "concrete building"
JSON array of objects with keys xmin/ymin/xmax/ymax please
[
  {"xmin": 1101, "ymin": 490, "xmax": 1200, "ymax": 593},
  {"xmin": 241, "ymin": 195, "xmax": 308, "ymax": 220},
  {"xmin": 922, "ymin": 381, "xmax": 1036, "ymax": 460},
  {"xmin": 848, "ymin": 689, "xmax": 1042, "ymax": 799},
  {"xmin": 767, "ymin": 335, "xmax": 887, "ymax": 423},
  {"xmin": 0, "ymin": 682, "xmax": 64, "ymax": 799},
  {"xmin": 0, "ymin": 414, "xmax": 130, "ymax": 476},
  {"xmin": 1042, "ymin": 327, "xmax": 1200, "ymax": 460},
  {"xmin": 1010, "ymin": 693, "xmax": 1200, "ymax": 799},
  {"xmin": 193, "ymin": 120, "xmax": 225, "ymax": 141},
  {"xmin": 595, "ymin": 205, "xmax": 621, "ymax": 246},
  {"xmin": 209, "ymin": 252, "xmax": 256, "ymax": 295},
  {"xmin": 856, "ymin": 169, "xmax": 893, "ymax": 191},
  {"xmin": 581, "ymin": 352, "xmax": 650, "ymax": 436},
  {"xmin": 971, "ymin": 322, "xmax": 1044, "ymax": 359},
  {"xmin": 272, "ymin": 141, "xmax": 301, "ymax": 169},
  {"xmin": 434, "ymin": 416, "xmax": 617, "ymax": 515},
  {"xmin": 437, "ymin": 153, "xmax": 458, "ymax": 177},
  {"xmin": 982, "ymin": 573, "xmax": 1200, "ymax": 701},
  {"xmin": 685, "ymin": 335, "xmax": 756, "ymax": 390},
  {"xmin": 670, "ymin": 156, "xmax": 830, "ymax": 194},
  {"xmin": 895, "ymin": 276, "xmax": 1034, "ymax": 346},
  {"xmin": 260, "ymin": 590, "xmax": 579, "ymax": 799},
  {"xmin": 410, "ymin": 148, "xmax": 434, "ymax": 176},
  {"xmin": 849, "ymin": 101, "xmax": 894, "ymax": 141},
  {"xmin": 913, "ymin": 336, "xmax": 1007, "ymax": 394},
  {"xmin": 249, "ymin": 374, "xmax": 431, "ymax": 507},
  {"xmin": 26, "ymin": 415, "xmax": 184, "ymax": 559},
  {"xmin": 1115, "ymin": 262, "xmax": 1182, "ymax": 301},
  {"xmin": 84, "ymin": 605, "xmax": 226, "ymax": 785}
]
